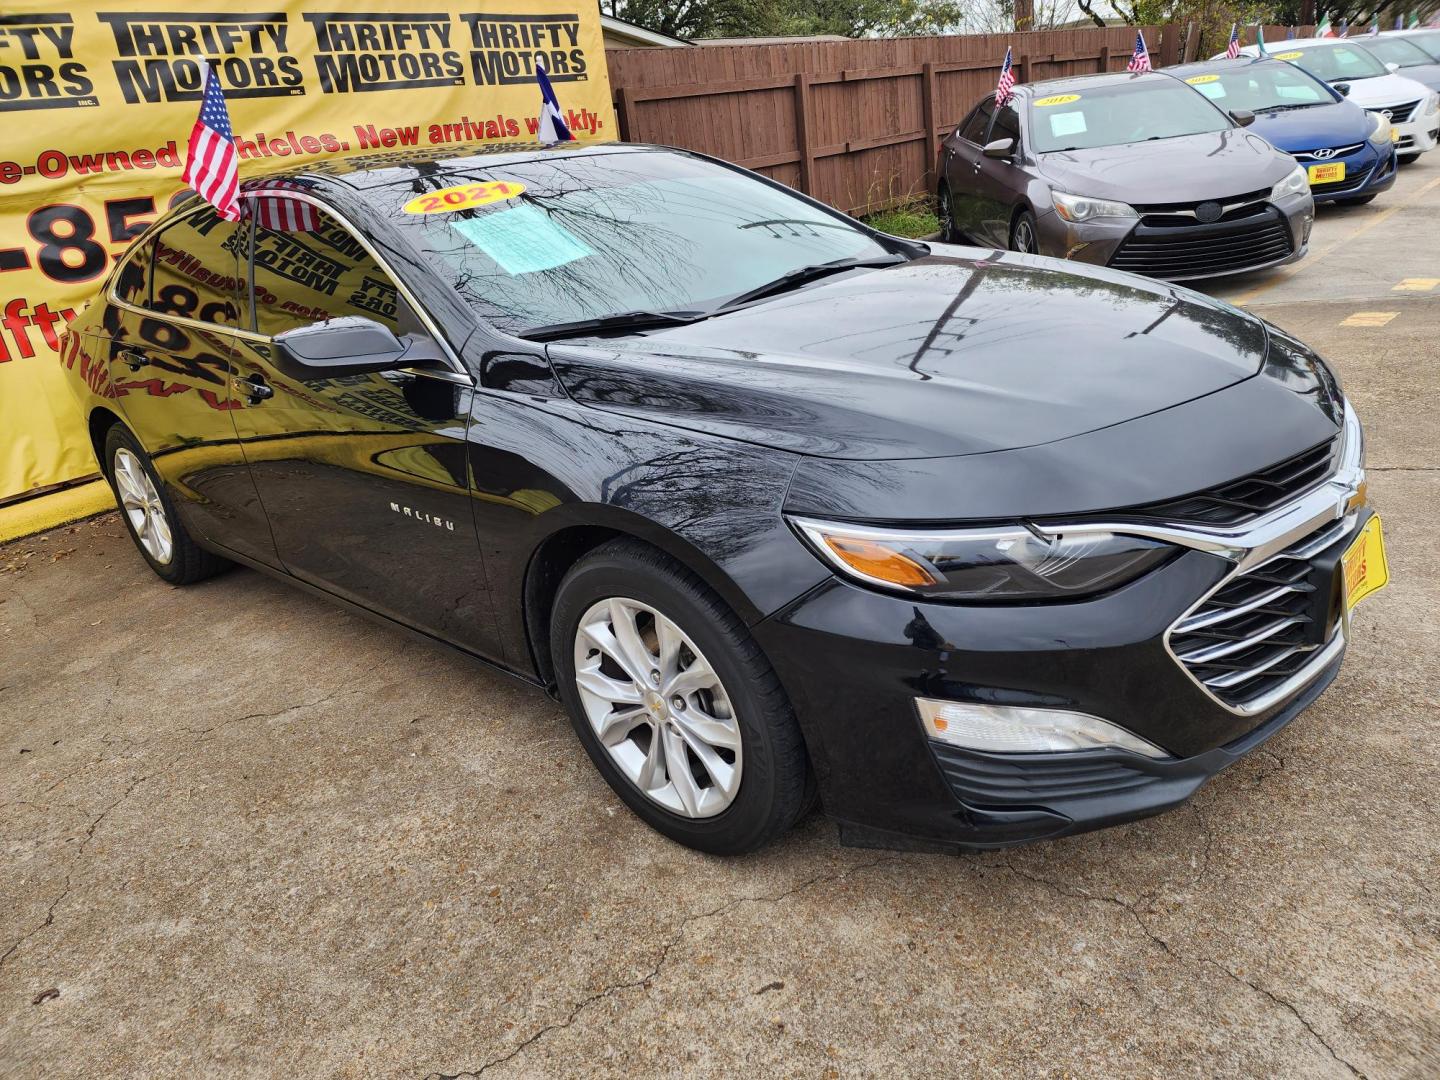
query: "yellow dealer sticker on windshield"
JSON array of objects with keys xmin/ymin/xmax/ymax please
[
  {"xmin": 1033, "ymin": 94, "xmax": 1081, "ymax": 107},
  {"xmin": 1275, "ymin": 50, "xmax": 1306, "ymax": 61},
  {"xmin": 403, "ymin": 181, "xmax": 526, "ymax": 215},
  {"xmin": 1185, "ymin": 74, "xmax": 1221, "ymax": 84}
]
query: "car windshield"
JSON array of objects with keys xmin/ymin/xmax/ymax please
[
  {"xmin": 1180, "ymin": 63, "xmax": 1334, "ymax": 110},
  {"xmin": 1274, "ymin": 44, "xmax": 1389, "ymax": 81},
  {"xmin": 1361, "ymin": 36, "xmax": 1435, "ymax": 67},
  {"xmin": 1398, "ymin": 31, "xmax": 1440, "ymax": 60},
  {"xmin": 1027, "ymin": 79, "xmax": 1231, "ymax": 153},
  {"xmin": 376, "ymin": 150, "xmax": 895, "ymax": 336}
]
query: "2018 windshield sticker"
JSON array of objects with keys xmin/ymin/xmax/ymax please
[
  {"xmin": 1033, "ymin": 93, "xmax": 1081, "ymax": 107},
  {"xmin": 1275, "ymin": 51, "xmax": 1305, "ymax": 61},
  {"xmin": 1185, "ymin": 74, "xmax": 1220, "ymax": 84},
  {"xmin": 402, "ymin": 181, "xmax": 526, "ymax": 214}
]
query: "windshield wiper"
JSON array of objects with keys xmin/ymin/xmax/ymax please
[
  {"xmin": 1254, "ymin": 102, "xmax": 1325, "ymax": 113},
  {"xmin": 714, "ymin": 254, "xmax": 909, "ymax": 313},
  {"xmin": 520, "ymin": 309, "xmax": 707, "ymax": 341}
]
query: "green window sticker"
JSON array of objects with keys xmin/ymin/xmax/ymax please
[{"xmin": 451, "ymin": 203, "xmax": 592, "ymax": 275}]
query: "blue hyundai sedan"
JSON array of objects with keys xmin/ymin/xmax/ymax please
[{"xmin": 1165, "ymin": 57, "xmax": 1397, "ymax": 206}]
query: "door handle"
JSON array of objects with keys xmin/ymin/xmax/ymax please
[
  {"xmin": 233, "ymin": 373, "xmax": 274, "ymax": 405},
  {"xmin": 119, "ymin": 349, "xmax": 144, "ymax": 371}
]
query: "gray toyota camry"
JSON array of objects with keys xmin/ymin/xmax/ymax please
[{"xmin": 938, "ymin": 70, "xmax": 1315, "ymax": 279}]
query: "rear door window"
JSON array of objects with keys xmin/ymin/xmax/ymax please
[{"xmin": 145, "ymin": 207, "xmax": 246, "ymax": 328}]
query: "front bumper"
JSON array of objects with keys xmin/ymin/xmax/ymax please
[
  {"xmin": 758, "ymin": 414, "xmax": 1367, "ymax": 851},
  {"xmin": 1033, "ymin": 193, "xmax": 1312, "ymax": 281},
  {"xmin": 1391, "ymin": 108, "xmax": 1440, "ymax": 156},
  {"xmin": 1305, "ymin": 144, "xmax": 1398, "ymax": 204}
]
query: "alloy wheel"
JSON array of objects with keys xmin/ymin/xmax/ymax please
[
  {"xmin": 113, "ymin": 447, "xmax": 173, "ymax": 565},
  {"xmin": 572, "ymin": 597, "xmax": 742, "ymax": 818},
  {"xmin": 937, "ymin": 186, "xmax": 955, "ymax": 241},
  {"xmin": 1013, "ymin": 217, "xmax": 1037, "ymax": 254}
]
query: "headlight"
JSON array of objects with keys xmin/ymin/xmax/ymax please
[
  {"xmin": 1051, "ymin": 190, "xmax": 1137, "ymax": 223},
  {"xmin": 791, "ymin": 518, "xmax": 1175, "ymax": 601},
  {"xmin": 1426, "ymin": 92, "xmax": 1439, "ymax": 115},
  {"xmin": 916, "ymin": 699, "xmax": 1170, "ymax": 758},
  {"xmin": 1365, "ymin": 111, "xmax": 1393, "ymax": 143},
  {"xmin": 1270, "ymin": 163, "xmax": 1309, "ymax": 201}
]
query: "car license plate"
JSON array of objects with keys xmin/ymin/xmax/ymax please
[
  {"xmin": 1307, "ymin": 162, "xmax": 1346, "ymax": 185},
  {"xmin": 1342, "ymin": 516, "xmax": 1389, "ymax": 611}
]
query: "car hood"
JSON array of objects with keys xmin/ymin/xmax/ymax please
[
  {"xmin": 1248, "ymin": 100, "xmax": 1374, "ymax": 149},
  {"xmin": 1332, "ymin": 71, "xmax": 1432, "ymax": 107},
  {"xmin": 547, "ymin": 249, "xmax": 1271, "ymax": 461},
  {"xmin": 1034, "ymin": 130, "xmax": 1294, "ymax": 203},
  {"xmin": 1390, "ymin": 62, "xmax": 1440, "ymax": 92}
]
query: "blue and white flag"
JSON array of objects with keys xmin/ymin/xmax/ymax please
[{"xmin": 535, "ymin": 60, "xmax": 574, "ymax": 144}]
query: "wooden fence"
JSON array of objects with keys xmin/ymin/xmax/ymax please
[{"xmin": 607, "ymin": 27, "xmax": 1179, "ymax": 215}]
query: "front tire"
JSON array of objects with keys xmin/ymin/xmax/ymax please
[
  {"xmin": 551, "ymin": 540, "xmax": 811, "ymax": 855},
  {"xmin": 1334, "ymin": 194, "xmax": 1377, "ymax": 206},
  {"xmin": 1010, "ymin": 209, "xmax": 1039, "ymax": 254},
  {"xmin": 103, "ymin": 425, "xmax": 230, "ymax": 585},
  {"xmin": 1398, "ymin": 153, "xmax": 1421, "ymax": 166}
]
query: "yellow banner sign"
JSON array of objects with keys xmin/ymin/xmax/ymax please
[{"xmin": 0, "ymin": 0, "xmax": 616, "ymax": 503}]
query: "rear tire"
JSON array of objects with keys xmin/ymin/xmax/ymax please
[
  {"xmin": 103, "ymin": 425, "xmax": 230, "ymax": 586},
  {"xmin": 1010, "ymin": 209, "xmax": 1039, "ymax": 254},
  {"xmin": 551, "ymin": 539, "xmax": 811, "ymax": 855},
  {"xmin": 936, "ymin": 182, "xmax": 958, "ymax": 242}
]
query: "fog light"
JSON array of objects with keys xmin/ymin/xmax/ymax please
[{"xmin": 916, "ymin": 699, "xmax": 1169, "ymax": 759}]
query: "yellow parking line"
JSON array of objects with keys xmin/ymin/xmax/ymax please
[
  {"xmin": 1227, "ymin": 174, "xmax": 1440, "ymax": 307},
  {"xmin": 1393, "ymin": 278, "xmax": 1440, "ymax": 291},
  {"xmin": 1340, "ymin": 311, "xmax": 1399, "ymax": 327}
]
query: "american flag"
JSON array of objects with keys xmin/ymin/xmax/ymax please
[
  {"xmin": 1226, "ymin": 23, "xmax": 1241, "ymax": 58},
  {"xmin": 181, "ymin": 66, "xmax": 239, "ymax": 222},
  {"xmin": 1127, "ymin": 30, "xmax": 1152, "ymax": 72},
  {"xmin": 250, "ymin": 190, "xmax": 321, "ymax": 233},
  {"xmin": 995, "ymin": 46, "xmax": 1016, "ymax": 106}
]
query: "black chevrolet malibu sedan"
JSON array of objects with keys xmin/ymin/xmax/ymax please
[{"xmin": 60, "ymin": 142, "xmax": 1384, "ymax": 854}]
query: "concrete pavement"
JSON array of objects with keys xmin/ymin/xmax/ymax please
[{"xmin": 3, "ymin": 156, "xmax": 1439, "ymax": 1078}]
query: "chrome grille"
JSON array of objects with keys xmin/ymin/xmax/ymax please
[
  {"xmin": 1169, "ymin": 516, "xmax": 1352, "ymax": 710},
  {"xmin": 1291, "ymin": 143, "xmax": 1364, "ymax": 161},
  {"xmin": 1370, "ymin": 101, "xmax": 1420, "ymax": 123},
  {"xmin": 1109, "ymin": 207, "xmax": 1294, "ymax": 280},
  {"xmin": 1122, "ymin": 437, "xmax": 1338, "ymax": 527}
]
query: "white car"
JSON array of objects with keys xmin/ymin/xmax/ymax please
[{"xmin": 1225, "ymin": 38, "xmax": 1440, "ymax": 162}]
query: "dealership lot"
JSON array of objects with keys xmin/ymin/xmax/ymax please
[{"xmin": 3, "ymin": 156, "xmax": 1439, "ymax": 1078}]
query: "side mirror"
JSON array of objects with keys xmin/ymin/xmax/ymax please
[
  {"xmin": 1229, "ymin": 108, "xmax": 1257, "ymax": 127},
  {"xmin": 273, "ymin": 316, "xmax": 411, "ymax": 380},
  {"xmin": 1385, "ymin": 62, "xmax": 1401, "ymax": 73},
  {"xmin": 983, "ymin": 137, "xmax": 1016, "ymax": 159},
  {"xmin": 1334, "ymin": 82, "xmax": 1351, "ymax": 97}
]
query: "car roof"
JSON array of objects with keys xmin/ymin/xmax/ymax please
[
  {"xmin": 1167, "ymin": 56, "xmax": 1296, "ymax": 77},
  {"xmin": 1012, "ymin": 69, "xmax": 1172, "ymax": 98},
  {"xmin": 235, "ymin": 139, "xmax": 655, "ymax": 194}
]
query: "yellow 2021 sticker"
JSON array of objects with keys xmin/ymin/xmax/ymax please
[
  {"xmin": 402, "ymin": 181, "xmax": 526, "ymax": 215},
  {"xmin": 1185, "ymin": 74, "xmax": 1221, "ymax": 84},
  {"xmin": 1033, "ymin": 93, "xmax": 1081, "ymax": 107},
  {"xmin": 1274, "ymin": 50, "xmax": 1306, "ymax": 61}
]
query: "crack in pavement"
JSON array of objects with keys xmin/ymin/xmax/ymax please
[
  {"xmin": 0, "ymin": 765, "xmax": 170, "ymax": 976},
  {"xmin": 1, "ymin": 689, "xmax": 359, "ymax": 978},
  {"xmin": 999, "ymin": 862, "xmax": 1366, "ymax": 1079},
  {"xmin": 425, "ymin": 856, "xmax": 899, "ymax": 1078}
]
